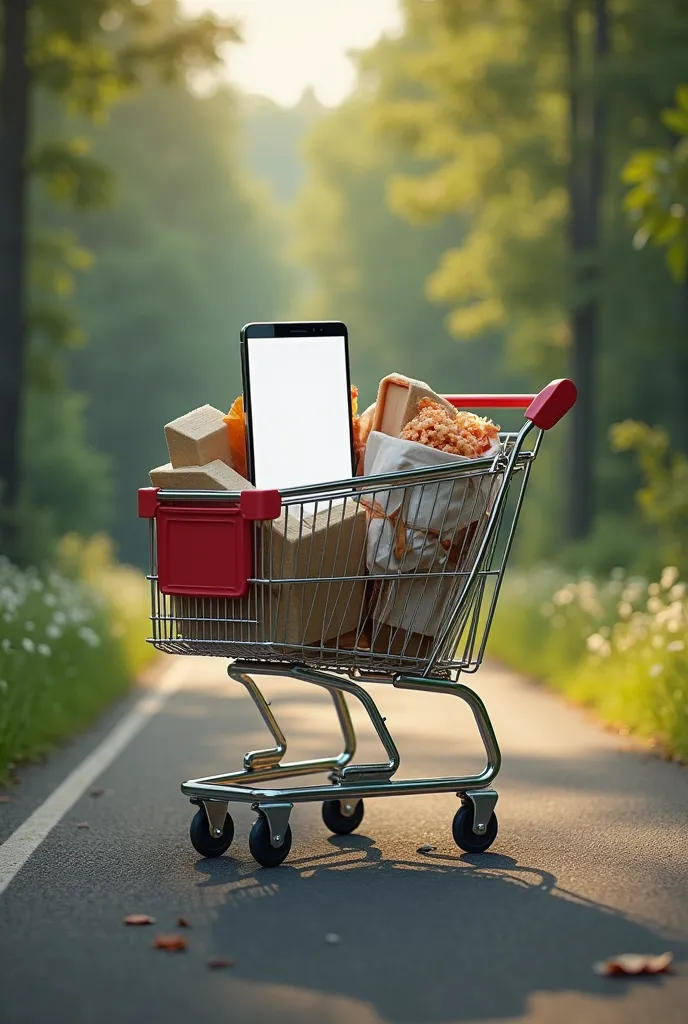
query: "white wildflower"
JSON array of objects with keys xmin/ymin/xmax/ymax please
[
  {"xmin": 649, "ymin": 663, "xmax": 663, "ymax": 677},
  {"xmin": 24, "ymin": 620, "xmax": 35, "ymax": 631},
  {"xmin": 648, "ymin": 582, "xmax": 661, "ymax": 597},
  {"xmin": 617, "ymin": 601, "xmax": 633, "ymax": 619},
  {"xmin": 669, "ymin": 583, "xmax": 686, "ymax": 601},
  {"xmin": 21, "ymin": 637, "xmax": 35, "ymax": 653},
  {"xmin": 647, "ymin": 597, "xmax": 663, "ymax": 614},
  {"xmin": 53, "ymin": 611, "xmax": 67, "ymax": 626},
  {"xmin": 666, "ymin": 640, "xmax": 685, "ymax": 653},
  {"xmin": 77, "ymin": 626, "xmax": 101, "ymax": 648},
  {"xmin": 43, "ymin": 593, "xmax": 57, "ymax": 607},
  {"xmin": 37, "ymin": 643, "xmax": 51, "ymax": 657},
  {"xmin": 1, "ymin": 638, "xmax": 11, "ymax": 653},
  {"xmin": 587, "ymin": 633, "xmax": 611, "ymax": 657},
  {"xmin": 660, "ymin": 566, "xmax": 680, "ymax": 590}
]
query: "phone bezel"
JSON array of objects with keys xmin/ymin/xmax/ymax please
[{"xmin": 240, "ymin": 321, "xmax": 355, "ymax": 487}]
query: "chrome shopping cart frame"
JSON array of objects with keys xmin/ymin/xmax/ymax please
[{"xmin": 139, "ymin": 379, "xmax": 576, "ymax": 866}]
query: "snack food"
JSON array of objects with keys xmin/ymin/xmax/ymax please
[
  {"xmin": 401, "ymin": 399, "xmax": 499, "ymax": 459},
  {"xmin": 223, "ymin": 396, "xmax": 248, "ymax": 478}
]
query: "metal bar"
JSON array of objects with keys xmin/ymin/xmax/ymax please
[
  {"xmin": 155, "ymin": 443, "xmax": 533, "ymax": 505},
  {"xmin": 444, "ymin": 394, "xmax": 536, "ymax": 408},
  {"xmin": 180, "ymin": 664, "xmax": 501, "ymax": 805}
]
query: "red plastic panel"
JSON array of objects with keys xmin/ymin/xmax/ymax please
[
  {"xmin": 156, "ymin": 504, "xmax": 252, "ymax": 598},
  {"xmin": 525, "ymin": 378, "xmax": 578, "ymax": 430},
  {"xmin": 444, "ymin": 394, "xmax": 536, "ymax": 409},
  {"xmin": 138, "ymin": 487, "xmax": 160, "ymax": 519},
  {"xmin": 240, "ymin": 489, "xmax": 281, "ymax": 521}
]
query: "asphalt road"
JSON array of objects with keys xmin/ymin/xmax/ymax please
[{"xmin": 0, "ymin": 656, "xmax": 687, "ymax": 1024}]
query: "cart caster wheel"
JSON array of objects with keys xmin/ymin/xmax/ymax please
[
  {"xmin": 322, "ymin": 799, "xmax": 364, "ymax": 835},
  {"xmin": 189, "ymin": 807, "xmax": 235, "ymax": 858},
  {"xmin": 452, "ymin": 804, "xmax": 498, "ymax": 854},
  {"xmin": 249, "ymin": 817, "xmax": 292, "ymax": 868}
]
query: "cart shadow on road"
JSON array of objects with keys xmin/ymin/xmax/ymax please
[{"xmin": 192, "ymin": 837, "xmax": 686, "ymax": 1024}]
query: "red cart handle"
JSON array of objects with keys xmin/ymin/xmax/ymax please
[{"xmin": 444, "ymin": 378, "xmax": 577, "ymax": 430}]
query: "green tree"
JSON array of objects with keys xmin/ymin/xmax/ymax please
[
  {"xmin": 65, "ymin": 80, "xmax": 293, "ymax": 565},
  {"xmin": 0, "ymin": 0, "xmax": 235, "ymax": 557}
]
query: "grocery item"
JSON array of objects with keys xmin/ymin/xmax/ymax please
[
  {"xmin": 372, "ymin": 374, "xmax": 455, "ymax": 438},
  {"xmin": 165, "ymin": 405, "xmax": 232, "ymax": 469},
  {"xmin": 400, "ymin": 399, "xmax": 500, "ymax": 458},
  {"xmin": 150, "ymin": 460, "xmax": 252, "ymax": 491},
  {"xmin": 223, "ymin": 396, "xmax": 248, "ymax": 478}
]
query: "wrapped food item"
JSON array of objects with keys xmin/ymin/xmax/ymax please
[
  {"xmin": 362, "ymin": 400, "xmax": 502, "ymax": 654},
  {"xmin": 223, "ymin": 396, "xmax": 248, "ymax": 479}
]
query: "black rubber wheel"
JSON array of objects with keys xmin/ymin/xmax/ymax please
[
  {"xmin": 189, "ymin": 807, "xmax": 235, "ymax": 858},
  {"xmin": 248, "ymin": 816, "xmax": 293, "ymax": 867},
  {"xmin": 452, "ymin": 804, "xmax": 498, "ymax": 854},
  {"xmin": 322, "ymin": 798, "xmax": 365, "ymax": 835}
]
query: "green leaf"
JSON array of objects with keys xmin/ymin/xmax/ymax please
[
  {"xmin": 675, "ymin": 84, "xmax": 688, "ymax": 114},
  {"xmin": 661, "ymin": 108, "xmax": 688, "ymax": 137},
  {"xmin": 666, "ymin": 240, "xmax": 687, "ymax": 283}
]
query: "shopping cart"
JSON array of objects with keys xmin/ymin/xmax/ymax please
[{"xmin": 139, "ymin": 378, "xmax": 576, "ymax": 866}]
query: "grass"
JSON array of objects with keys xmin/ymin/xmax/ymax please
[
  {"xmin": 0, "ymin": 535, "xmax": 156, "ymax": 783},
  {"xmin": 488, "ymin": 565, "xmax": 688, "ymax": 763}
]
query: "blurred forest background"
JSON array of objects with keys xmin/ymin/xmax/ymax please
[{"xmin": 1, "ymin": 0, "xmax": 688, "ymax": 771}]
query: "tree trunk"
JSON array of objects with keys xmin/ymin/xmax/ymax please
[
  {"xmin": 0, "ymin": 0, "xmax": 31, "ymax": 520},
  {"xmin": 565, "ymin": 0, "xmax": 608, "ymax": 541}
]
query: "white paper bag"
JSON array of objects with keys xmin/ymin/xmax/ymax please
[{"xmin": 362, "ymin": 431, "xmax": 501, "ymax": 637}]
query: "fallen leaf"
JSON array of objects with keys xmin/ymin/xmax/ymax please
[
  {"xmin": 0, "ymin": 795, "xmax": 11, "ymax": 803},
  {"xmin": 177, "ymin": 917, "xmax": 191, "ymax": 928},
  {"xmin": 594, "ymin": 952, "xmax": 673, "ymax": 977},
  {"xmin": 124, "ymin": 914, "xmax": 156, "ymax": 926},
  {"xmin": 153, "ymin": 933, "xmax": 187, "ymax": 952},
  {"xmin": 325, "ymin": 933, "xmax": 340, "ymax": 945},
  {"xmin": 207, "ymin": 958, "xmax": 233, "ymax": 969},
  {"xmin": 76, "ymin": 822, "xmax": 90, "ymax": 829},
  {"xmin": 90, "ymin": 788, "xmax": 105, "ymax": 798},
  {"xmin": 417, "ymin": 844, "xmax": 437, "ymax": 854}
]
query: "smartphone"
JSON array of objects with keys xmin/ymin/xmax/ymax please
[{"xmin": 240, "ymin": 321, "xmax": 355, "ymax": 491}]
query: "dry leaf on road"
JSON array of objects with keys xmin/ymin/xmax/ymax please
[
  {"xmin": 0, "ymin": 795, "xmax": 12, "ymax": 803},
  {"xmin": 594, "ymin": 952, "xmax": 673, "ymax": 977},
  {"xmin": 177, "ymin": 917, "xmax": 191, "ymax": 928},
  {"xmin": 124, "ymin": 914, "xmax": 156, "ymax": 926},
  {"xmin": 153, "ymin": 933, "xmax": 188, "ymax": 952},
  {"xmin": 207, "ymin": 958, "xmax": 233, "ymax": 969},
  {"xmin": 89, "ymin": 788, "xmax": 105, "ymax": 798},
  {"xmin": 76, "ymin": 822, "xmax": 90, "ymax": 829},
  {"xmin": 417, "ymin": 844, "xmax": 437, "ymax": 853}
]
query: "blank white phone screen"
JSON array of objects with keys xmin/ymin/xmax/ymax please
[{"xmin": 247, "ymin": 335, "xmax": 353, "ymax": 492}]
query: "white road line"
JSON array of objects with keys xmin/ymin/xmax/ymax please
[{"xmin": 0, "ymin": 658, "xmax": 188, "ymax": 898}]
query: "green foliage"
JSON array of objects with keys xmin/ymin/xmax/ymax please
[
  {"xmin": 0, "ymin": 541, "xmax": 155, "ymax": 781},
  {"xmin": 611, "ymin": 420, "xmax": 688, "ymax": 573},
  {"xmin": 622, "ymin": 86, "xmax": 688, "ymax": 283},
  {"xmin": 65, "ymin": 80, "xmax": 293, "ymax": 565},
  {"xmin": 489, "ymin": 566, "xmax": 688, "ymax": 762}
]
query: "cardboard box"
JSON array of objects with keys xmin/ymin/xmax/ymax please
[
  {"xmin": 164, "ymin": 405, "xmax": 231, "ymax": 469},
  {"xmin": 372, "ymin": 374, "xmax": 456, "ymax": 437},
  {"xmin": 150, "ymin": 460, "xmax": 253, "ymax": 491},
  {"xmin": 172, "ymin": 499, "xmax": 369, "ymax": 649}
]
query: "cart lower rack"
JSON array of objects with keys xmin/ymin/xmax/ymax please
[{"xmin": 139, "ymin": 379, "xmax": 576, "ymax": 866}]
